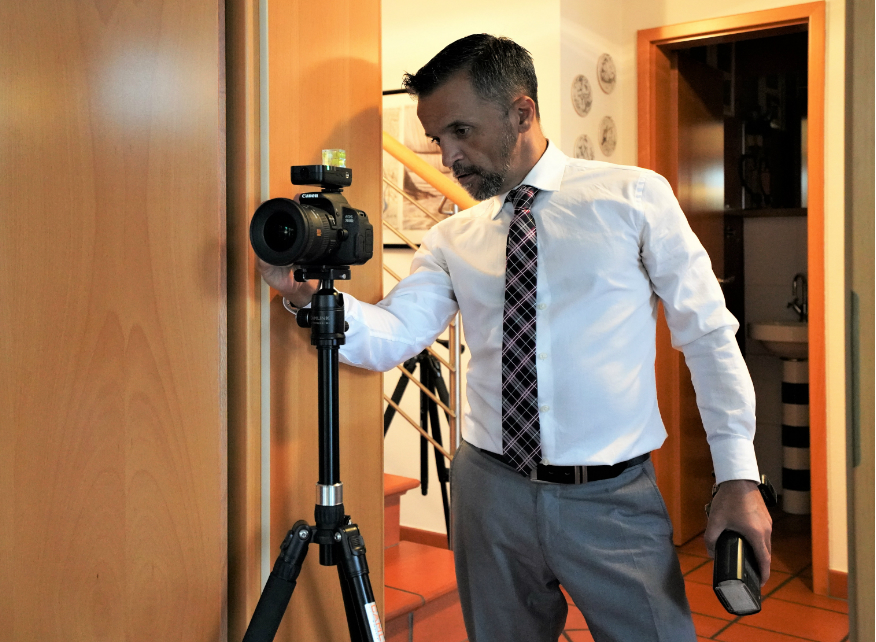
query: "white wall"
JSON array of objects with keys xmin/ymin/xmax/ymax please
[
  {"xmin": 744, "ymin": 217, "xmax": 809, "ymax": 490},
  {"xmin": 559, "ymin": 0, "xmax": 636, "ymax": 165},
  {"xmin": 381, "ymin": 0, "xmax": 562, "ymax": 142},
  {"xmin": 381, "ymin": 0, "xmax": 848, "ymax": 572}
]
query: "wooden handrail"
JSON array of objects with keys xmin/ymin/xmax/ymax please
[{"xmin": 382, "ymin": 131, "xmax": 478, "ymax": 210}]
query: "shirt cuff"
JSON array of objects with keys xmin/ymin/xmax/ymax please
[{"xmin": 710, "ymin": 437, "xmax": 760, "ymax": 484}]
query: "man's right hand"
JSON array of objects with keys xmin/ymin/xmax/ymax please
[{"xmin": 256, "ymin": 258, "xmax": 318, "ymax": 308}]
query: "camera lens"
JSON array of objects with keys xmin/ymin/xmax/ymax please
[
  {"xmin": 263, "ymin": 211, "xmax": 297, "ymax": 252},
  {"xmin": 250, "ymin": 198, "xmax": 335, "ymax": 266}
]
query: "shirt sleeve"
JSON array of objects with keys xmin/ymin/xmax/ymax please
[
  {"xmin": 338, "ymin": 229, "xmax": 460, "ymax": 372},
  {"xmin": 638, "ymin": 171, "xmax": 759, "ymax": 484}
]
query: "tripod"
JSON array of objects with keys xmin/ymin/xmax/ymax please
[
  {"xmin": 242, "ymin": 266, "xmax": 383, "ymax": 642},
  {"xmin": 383, "ymin": 349, "xmax": 454, "ymax": 538}
]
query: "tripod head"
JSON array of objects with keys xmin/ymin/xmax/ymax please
[
  {"xmin": 292, "ymin": 265, "xmax": 351, "ymax": 347},
  {"xmin": 294, "ymin": 265, "xmax": 352, "ymax": 283}
]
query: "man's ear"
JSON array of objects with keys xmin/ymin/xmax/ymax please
[{"xmin": 512, "ymin": 95, "xmax": 537, "ymax": 133}]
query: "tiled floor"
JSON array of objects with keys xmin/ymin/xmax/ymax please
[{"xmin": 559, "ymin": 511, "xmax": 849, "ymax": 642}]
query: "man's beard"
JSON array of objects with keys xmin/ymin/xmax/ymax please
[{"xmin": 452, "ymin": 124, "xmax": 517, "ymax": 201}]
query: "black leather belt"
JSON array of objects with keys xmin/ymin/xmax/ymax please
[{"xmin": 477, "ymin": 446, "xmax": 650, "ymax": 484}]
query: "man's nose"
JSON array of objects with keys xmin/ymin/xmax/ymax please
[{"xmin": 441, "ymin": 144, "xmax": 463, "ymax": 170}]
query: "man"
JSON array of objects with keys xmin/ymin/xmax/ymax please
[{"xmin": 260, "ymin": 34, "xmax": 772, "ymax": 642}]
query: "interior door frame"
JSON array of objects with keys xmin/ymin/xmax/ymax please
[{"xmin": 637, "ymin": 2, "xmax": 829, "ymax": 594}]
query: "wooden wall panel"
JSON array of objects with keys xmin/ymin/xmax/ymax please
[
  {"xmin": 226, "ymin": 0, "xmax": 263, "ymax": 638},
  {"xmin": 267, "ymin": 0, "xmax": 384, "ymax": 639},
  {"xmin": 0, "ymin": 1, "xmax": 227, "ymax": 640},
  {"xmin": 846, "ymin": 0, "xmax": 875, "ymax": 630}
]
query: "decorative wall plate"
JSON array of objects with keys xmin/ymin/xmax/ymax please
[
  {"xmin": 571, "ymin": 74, "xmax": 593, "ymax": 117},
  {"xmin": 573, "ymin": 134, "xmax": 595, "ymax": 160},
  {"xmin": 597, "ymin": 53, "xmax": 617, "ymax": 94},
  {"xmin": 598, "ymin": 116, "xmax": 617, "ymax": 156}
]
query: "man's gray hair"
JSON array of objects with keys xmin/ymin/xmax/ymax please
[{"xmin": 402, "ymin": 34, "xmax": 540, "ymax": 118}]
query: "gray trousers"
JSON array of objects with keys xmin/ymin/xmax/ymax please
[{"xmin": 450, "ymin": 441, "xmax": 696, "ymax": 642}]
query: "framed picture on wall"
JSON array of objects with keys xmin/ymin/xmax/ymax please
[{"xmin": 382, "ymin": 91, "xmax": 457, "ymax": 247}]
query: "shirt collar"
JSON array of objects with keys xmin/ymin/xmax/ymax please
[{"xmin": 488, "ymin": 140, "xmax": 566, "ymax": 220}]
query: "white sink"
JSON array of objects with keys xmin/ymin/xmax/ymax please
[{"xmin": 749, "ymin": 321, "xmax": 808, "ymax": 359}]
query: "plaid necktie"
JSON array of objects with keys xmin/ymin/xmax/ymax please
[{"xmin": 502, "ymin": 185, "xmax": 541, "ymax": 475}]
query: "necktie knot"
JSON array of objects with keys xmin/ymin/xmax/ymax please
[{"xmin": 507, "ymin": 185, "xmax": 539, "ymax": 215}]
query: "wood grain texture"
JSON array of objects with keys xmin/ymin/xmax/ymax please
[
  {"xmin": 226, "ymin": 0, "xmax": 263, "ymax": 638},
  {"xmin": 637, "ymin": 2, "xmax": 828, "ymax": 587},
  {"xmin": 671, "ymin": 53, "xmax": 728, "ymax": 543},
  {"xmin": 0, "ymin": 0, "xmax": 227, "ymax": 640},
  {"xmin": 267, "ymin": 0, "xmax": 384, "ymax": 639},
  {"xmin": 803, "ymin": 1, "xmax": 827, "ymax": 595},
  {"xmin": 846, "ymin": 0, "xmax": 875, "ymax": 629}
]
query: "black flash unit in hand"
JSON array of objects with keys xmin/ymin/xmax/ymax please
[
  {"xmin": 712, "ymin": 530, "xmax": 762, "ymax": 615},
  {"xmin": 706, "ymin": 475, "xmax": 777, "ymax": 616}
]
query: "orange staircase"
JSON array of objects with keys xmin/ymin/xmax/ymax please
[{"xmin": 383, "ymin": 474, "xmax": 467, "ymax": 642}]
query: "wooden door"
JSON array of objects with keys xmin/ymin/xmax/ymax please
[
  {"xmin": 652, "ymin": 52, "xmax": 727, "ymax": 545},
  {"xmin": 265, "ymin": 1, "xmax": 385, "ymax": 640},
  {"xmin": 638, "ymin": 2, "xmax": 829, "ymax": 593},
  {"xmin": 0, "ymin": 1, "xmax": 227, "ymax": 640}
]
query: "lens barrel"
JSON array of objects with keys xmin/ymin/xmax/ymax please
[{"xmin": 250, "ymin": 198, "xmax": 336, "ymax": 266}]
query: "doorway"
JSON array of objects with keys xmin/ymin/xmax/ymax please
[{"xmin": 637, "ymin": 3, "xmax": 831, "ymax": 595}]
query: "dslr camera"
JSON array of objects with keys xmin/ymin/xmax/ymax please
[{"xmin": 250, "ymin": 165, "xmax": 373, "ymax": 267}]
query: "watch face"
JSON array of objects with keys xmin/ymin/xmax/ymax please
[
  {"xmin": 571, "ymin": 74, "xmax": 593, "ymax": 117},
  {"xmin": 598, "ymin": 116, "xmax": 617, "ymax": 157},
  {"xmin": 597, "ymin": 53, "xmax": 617, "ymax": 94},
  {"xmin": 573, "ymin": 134, "xmax": 595, "ymax": 160}
]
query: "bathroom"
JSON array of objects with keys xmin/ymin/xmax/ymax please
[{"xmin": 681, "ymin": 31, "xmax": 811, "ymax": 513}]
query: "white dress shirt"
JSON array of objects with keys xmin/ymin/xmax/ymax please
[{"xmin": 339, "ymin": 142, "xmax": 759, "ymax": 484}]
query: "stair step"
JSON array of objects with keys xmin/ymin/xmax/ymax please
[
  {"xmin": 385, "ymin": 473, "xmax": 420, "ymax": 498},
  {"xmin": 385, "ymin": 541, "xmax": 466, "ymax": 642},
  {"xmin": 385, "ymin": 586, "xmax": 424, "ymax": 621},
  {"xmin": 385, "ymin": 541, "xmax": 456, "ymax": 602},
  {"xmin": 384, "ymin": 473, "xmax": 420, "ymax": 549}
]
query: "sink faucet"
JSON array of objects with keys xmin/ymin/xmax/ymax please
[{"xmin": 788, "ymin": 273, "xmax": 808, "ymax": 322}]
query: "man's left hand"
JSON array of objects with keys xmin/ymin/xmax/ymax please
[{"xmin": 704, "ymin": 479, "xmax": 773, "ymax": 586}]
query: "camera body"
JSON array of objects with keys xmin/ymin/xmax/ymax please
[
  {"xmin": 297, "ymin": 190, "xmax": 373, "ymax": 266},
  {"xmin": 250, "ymin": 165, "xmax": 373, "ymax": 267}
]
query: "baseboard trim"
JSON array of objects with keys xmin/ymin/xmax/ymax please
[
  {"xmin": 399, "ymin": 526, "xmax": 449, "ymax": 550},
  {"xmin": 828, "ymin": 569, "xmax": 848, "ymax": 600}
]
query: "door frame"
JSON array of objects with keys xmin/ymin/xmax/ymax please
[{"xmin": 637, "ymin": 2, "xmax": 828, "ymax": 594}]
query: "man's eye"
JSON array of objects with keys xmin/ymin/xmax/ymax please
[
  {"xmin": 455, "ymin": 127, "xmax": 470, "ymax": 137},
  {"xmin": 430, "ymin": 137, "xmax": 441, "ymax": 146}
]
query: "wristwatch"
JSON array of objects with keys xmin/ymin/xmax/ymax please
[{"xmin": 282, "ymin": 298, "xmax": 300, "ymax": 317}]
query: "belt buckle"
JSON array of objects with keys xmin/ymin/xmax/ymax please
[{"xmin": 529, "ymin": 465, "xmax": 589, "ymax": 484}]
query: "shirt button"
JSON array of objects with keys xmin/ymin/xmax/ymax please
[
  {"xmin": 538, "ymin": 353, "xmax": 547, "ymax": 360},
  {"xmin": 537, "ymin": 303, "xmax": 547, "ymax": 310},
  {"xmin": 539, "ymin": 404, "xmax": 550, "ymax": 412}
]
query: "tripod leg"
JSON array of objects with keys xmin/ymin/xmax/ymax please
[
  {"xmin": 425, "ymin": 358, "xmax": 452, "ymax": 538},
  {"xmin": 427, "ymin": 356, "xmax": 453, "ymax": 423},
  {"xmin": 384, "ymin": 357, "xmax": 416, "ymax": 435},
  {"xmin": 337, "ymin": 565, "xmax": 363, "ymax": 642},
  {"xmin": 427, "ymin": 390, "xmax": 451, "ymax": 538},
  {"xmin": 336, "ymin": 522, "xmax": 385, "ymax": 641},
  {"xmin": 420, "ymin": 361, "xmax": 429, "ymax": 496},
  {"xmin": 242, "ymin": 521, "xmax": 312, "ymax": 642}
]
